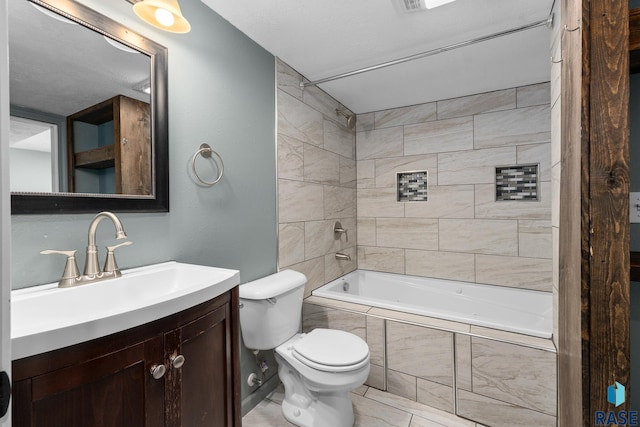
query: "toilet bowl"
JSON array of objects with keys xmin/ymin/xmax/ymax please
[
  {"xmin": 238, "ymin": 270, "xmax": 370, "ymax": 427},
  {"xmin": 275, "ymin": 329, "xmax": 370, "ymax": 427}
]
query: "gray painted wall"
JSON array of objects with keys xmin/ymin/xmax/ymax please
[{"xmin": 9, "ymin": 0, "xmax": 277, "ymax": 411}]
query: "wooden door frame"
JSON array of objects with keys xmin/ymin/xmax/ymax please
[{"xmin": 559, "ymin": 0, "xmax": 630, "ymax": 424}]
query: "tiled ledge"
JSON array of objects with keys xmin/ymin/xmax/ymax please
[{"xmin": 304, "ymin": 295, "xmax": 556, "ymax": 352}]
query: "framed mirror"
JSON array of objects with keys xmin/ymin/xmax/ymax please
[{"xmin": 9, "ymin": 0, "xmax": 169, "ymax": 214}]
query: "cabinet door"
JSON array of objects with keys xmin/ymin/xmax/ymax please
[
  {"xmin": 13, "ymin": 335, "xmax": 165, "ymax": 427},
  {"xmin": 165, "ymin": 302, "xmax": 234, "ymax": 427}
]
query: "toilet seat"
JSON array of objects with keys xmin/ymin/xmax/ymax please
[{"xmin": 292, "ymin": 329, "xmax": 369, "ymax": 373}]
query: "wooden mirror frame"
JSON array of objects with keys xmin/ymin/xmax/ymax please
[{"xmin": 11, "ymin": 0, "xmax": 169, "ymax": 214}]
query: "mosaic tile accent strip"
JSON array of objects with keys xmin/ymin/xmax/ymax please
[
  {"xmin": 495, "ymin": 164, "xmax": 539, "ymax": 201},
  {"xmin": 397, "ymin": 171, "xmax": 428, "ymax": 202}
]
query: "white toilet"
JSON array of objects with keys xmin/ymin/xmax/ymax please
[{"xmin": 239, "ymin": 270, "xmax": 370, "ymax": 427}]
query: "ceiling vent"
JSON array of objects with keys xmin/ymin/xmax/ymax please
[{"xmin": 398, "ymin": 0, "xmax": 456, "ymax": 12}]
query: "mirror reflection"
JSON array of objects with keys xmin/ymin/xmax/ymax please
[{"xmin": 9, "ymin": 0, "xmax": 152, "ymax": 197}]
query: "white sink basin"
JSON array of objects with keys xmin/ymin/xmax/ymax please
[{"xmin": 11, "ymin": 261, "xmax": 240, "ymax": 360}]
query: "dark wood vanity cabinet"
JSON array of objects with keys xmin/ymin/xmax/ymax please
[{"xmin": 12, "ymin": 288, "xmax": 241, "ymax": 427}]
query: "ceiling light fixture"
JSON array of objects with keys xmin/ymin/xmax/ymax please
[
  {"xmin": 399, "ymin": 0, "xmax": 456, "ymax": 12},
  {"xmin": 133, "ymin": 0, "xmax": 191, "ymax": 34}
]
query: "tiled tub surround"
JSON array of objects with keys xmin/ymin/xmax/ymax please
[
  {"xmin": 303, "ymin": 296, "xmax": 557, "ymax": 427},
  {"xmin": 276, "ymin": 59, "xmax": 357, "ymax": 296},
  {"xmin": 356, "ymin": 82, "xmax": 552, "ymax": 292}
]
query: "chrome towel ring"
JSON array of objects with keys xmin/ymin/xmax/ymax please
[{"xmin": 190, "ymin": 143, "xmax": 224, "ymax": 186}]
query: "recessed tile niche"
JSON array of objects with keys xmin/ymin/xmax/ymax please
[
  {"xmin": 495, "ymin": 164, "xmax": 539, "ymax": 201},
  {"xmin": 397, "ymin": 171, "xmax": 428, "ymax": 202}
]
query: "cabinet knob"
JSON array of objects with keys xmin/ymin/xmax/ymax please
[
  {"xmin": 171, "ymin": 354, "xmax": 186, "ymax": 369},
  {"xmin": 150, "ymin": 364, "xmax": 166, "ymax": 379}
]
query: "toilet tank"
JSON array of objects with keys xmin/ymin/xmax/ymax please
[{"xmin": 238, "ymin": 270, "xmax": 307, "ymax": 350}]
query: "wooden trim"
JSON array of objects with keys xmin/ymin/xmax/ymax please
[
  {"xmin": 560, "ymin": 0, "xmax": 631, "ymax": 424},
  {"xmin": 587, "ymin": 0, "xmax": 630, "ymax": 418},
  {"xmin": 631, "ymin": 252, "xmax": 640, "ymax": 282},
  {"xmin": 630, "ymin": 8, "xmax": 640, "ymax": 51}
]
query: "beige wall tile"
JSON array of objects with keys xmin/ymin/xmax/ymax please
[
  {"xmin": 357, "ymin": 127, "xmax": 404, "ymax": 160},
  {"xmin": 278, "ymin": 222, "xmax": 305, "ymax": 268},
  {"xmin": 404, "ymin": 185, "xmax": 474, "ymax": 219},
  {"xmin": 470, "ymin": 337, "xmax": 557, "ymax": 416},
  {"xmin": 305, "ymin": 296, "xmax": 371, "ymax": 313},
  {"xmin": 388, "ymin": 369, "xmax": 417, "ymax": 401},
  {"xmin": 325, "ymin": 246, "xmax": 356, "ymax": 283},
  {"xmin": 277, "ymin": 135, "xmax": 303, "ymax": 181},
  {"xmin": 438, "ymin": 146, "xmax": 516, "ymax": 185},
  {"xmin": 475, "ymin": 255, "xmax": 552, "ymax": 291},
  {"xmin": 340, "ymin": 156, "xmax": 356, "ymax": 188},
  {"xmin": 278, "ymin": 179, "xmax": 324, "ymax": 223},
  {"xmin": 474, "ymin": 182, "xmax": 551, "ymax": 220},
  {"xmin": 376, "ymin": 218, "xmax": 439, "ymax": 250},
  {"xmin": 516, "ymin": 82, "xmax": 551, "ymax": 108},
  {"xmin": 288, "ymin": 257, "xmax": 325, "ymax": 297},
  {"xmin": 439, "ymin": 219, "xmax": 518, "ymax": 256},
  {"xmin": 416, "ymin": 378, "xmax": 454, "ymax": 413},
  {"xmin": 365, "ymin": 363, "xmax": 386, "ymax": 390},
  {"xmin": 357, "ymin": 188, "xmax": 405, "ymax": 218},
  {"xmin": 474, "ymin": 105, "xmax": 551, "ymax": 149},
  {"xmin": 304, "ymin": 220, "xmax": 337, "ymax": 260},
  {"xmin": 469, "ymin": 325, "xmax": 556, "ymax": 351},
  {"xmin": 455, "ymin": 334, "xmax": 472, "ymax": 391},
  {"xmin": 405, "ymin": 250, "xmax": 475, "ymax": 282},
  {"xmin": 436, "ymin": 89, "xmax": 516, "ymax": 120},
  {"xmin": 386, "ymin": 321, "xmax": 453, "ymax": 386},
  {"xmin": 375, "ymin": 154, "xmax": 438, "ymax": 188},
  {"xmin": 357, "ymin": 160, "xmax": 375, "ymax": 189},
  {"xmin": 356, "ymin": 112, "xmax": 375, "ymax": 132},
  {"xmin": 276, "ymin": 59, "xmax": 303, "ymax": 101},
  {"xmin": 302, "ymin": 303, "xmax": 366, "ymax": 340},
  {"xmin": 519, "ymin": 220, "xmax": 552, "ymax": 259},
  {"xmin": 375, "ymin": 103, "xmax": 437, "ymax": 128},
  {"xmin": 303, "ymin": 144, "xmax": 340, "ymax": 185},
  {"xmin": 324, "ymin": 186, "xmax": 356, "ymax": 219},
  {"xmin": 404, "ymin": 117, "xmax": 473, "ymax": 156},
  {"xmin": 357, "ymin": 218, "xmax": 377, "ymax": 247},
  {"xmin": 324, "ymin": 119, "xmax": 354, "ymax": 159},
  {"xmin": 367, "ymin": 307, "xmax": 470, "ymax": 333},
  {"xmin": 302, "ymin": 85, "xmax": 344, "ymax": 124},
  {"xmin": 516, "ymin": 142, "xmax": 551, "ymax": 181},
  {"xmin": 278, "ymin": 90, "xmax": 323, "ymax": 147},
  {"xmin": 357, "ymin": 246, "xmax": 405, "ymax": 274},
  {"xmin": 457, "ymin": 390, "xmax": 556, "ymax": 427},
  {"xmin": 367, "ymin": 316, "xmax": 385, "ymax": 366}
]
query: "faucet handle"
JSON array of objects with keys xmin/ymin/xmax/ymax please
[
  {"xmin": 334, "ymin": 221, "xmax": 348, "ymax": 242},
  {"xmin": 103, "ymin": 241, "xmax": 133, "ymax": 276},
  {"xmin": 40, "ymin": 249, "xmax": 81, "ymax": 288}
]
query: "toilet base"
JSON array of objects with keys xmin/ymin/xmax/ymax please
[{"xmin": 278, "ymin": 361, "xmax": 355, "ymax": 427}]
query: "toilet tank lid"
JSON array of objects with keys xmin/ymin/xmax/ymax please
[{"xmin": 239, "ymin": 270, "xmax": 307, "ymax": 300}]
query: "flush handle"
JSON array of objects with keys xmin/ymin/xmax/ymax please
[
  {"xmin": 150, "ymin": 364, "xmax": 166, "ymax": 379},
  {"xmin": 171, "ymin": 354, "xmax": 186, "ymax": 369}
]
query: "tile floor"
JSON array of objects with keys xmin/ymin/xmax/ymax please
[{"xmin": 243, "ymin": 384, "xmax": 486, "ymax": 427}]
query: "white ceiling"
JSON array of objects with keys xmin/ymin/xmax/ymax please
[{"xmin": 200, "ymin": 0, "xmax": 554, "ymax": 113}]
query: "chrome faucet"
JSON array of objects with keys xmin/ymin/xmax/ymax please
[
  {"xmin": 84, "ymin": 211, "xmax": 127, "ymax": 276},
  {"xmin": 41, "ymin": 211, "xmax": 132, "ymax": 287}
]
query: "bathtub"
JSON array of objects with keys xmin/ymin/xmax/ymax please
[{"xmin": 312, "ymin": 269, "xmax": 552, "ymax": 339}]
